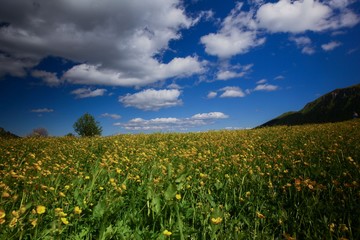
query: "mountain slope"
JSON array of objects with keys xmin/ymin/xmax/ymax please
[
  {"xmin": 0, "ymin": 127, "xmax": 20, "ymax": 139},
  {"xmin": 260, "ymin": 83, "xmax": 360, "ymax": 127}
]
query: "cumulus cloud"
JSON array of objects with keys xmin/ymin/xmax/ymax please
[
  {"xmin": 31, "ymin": 70, "xmax": 61, "ymax": 87},
  {"xmin": 101, "ymin": 113, "xmax": 121, "ymax": 120},
  {"xmin": 119, "ymin": 89, "xmax": 182, "ymax": 111},
  {"xmin": 114, "ymin": 112, "xmax": 229, "ymax": 131},
  {"xmin": 71, "ymin": 88, "xmax": 107, "ymax": 99},
  {"xmin": 201, "ymin": 3, "xmax": 265, "ymax": 58},
  {"xmin": 220, "ymin": 86, "xmax": 246, "ymax": 98},
  {"xmin": 200, "ymin": 0, "xmax": 358, "ymax": 59},
  {"xmin": 0, "ymin": 0, "xmax": 204, "ymax": 86},
  {"xmin": 321, "ymin": 41, "xmax": 342, "ymax": 51},
  {"xmin": 31, "ymin": 108, "xmax": 54, "ymax": 113},
  {"xmin": 256, "ymin": 0, "xmax": 359, "ymax": 33}
]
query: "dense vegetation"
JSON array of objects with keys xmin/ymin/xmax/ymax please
[{"xmin": 1, "ymin": 120, "xmax": 359, "ymax": 239}]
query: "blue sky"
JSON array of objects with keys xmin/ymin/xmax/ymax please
[{"xmin": 0, "ymin": 0, "xmax": 359, "ymax": 136}]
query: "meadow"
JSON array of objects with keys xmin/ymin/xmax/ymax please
[{"xmin": 0, "ymin": 120, "xmax": 359, "ymax": 239}]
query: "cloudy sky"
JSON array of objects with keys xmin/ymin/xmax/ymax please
[{"xmin": 1, "ymin": 0, "xmax": 359, "ymax": 136}]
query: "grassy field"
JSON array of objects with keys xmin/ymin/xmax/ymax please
[{"xmin": 0, "ymin": 120, "xmax": 359, "ymax": 239}]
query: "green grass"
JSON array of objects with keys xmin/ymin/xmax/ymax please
[{"xmin": 0, "ymin": 120, "xmax": 359, "ymax": 239}]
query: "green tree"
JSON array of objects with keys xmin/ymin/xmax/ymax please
[{"xmin": 73, "ymin": 113, "xmax": 102, "ymax": 137}]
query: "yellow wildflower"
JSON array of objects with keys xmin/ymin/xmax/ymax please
[
  {"xmin": 0, "ymin": 218, "xmax": 5, "ymax": 225},
  {"xmin": 121, "ymin": 184, "xmax": 127, "ymax": 190},
  {"xmin": 329, "ymin": 223, "xmax": 336, "ymax": 232},
  {"xmin": 0, "ymin": 209, "xmax": 5, "ymax": 219},
  {"xmin": 20, "ymin": 206, "xmax": 27, "ymax": 214},
  {"xmin": 256, "ymin": 212, "xmax": 266, "ymax": 219},
  {"xmin": 36, "ymin": 205, "xmax": 46, "ymax": 214},
  {"xmin": 85, "ymin": 176, "xmax": 90, "ymax": 180},
  {"xmin": 59, "ymin": 192, "xmax": 66, "ymax": 197},
  {"xmin": 2, "ymin": 191, "xmax": 10, "ymax": 198},
  {"xmin": 58, "ymin": 211, "xmax": 67, "ymax": 217},
  {"xmin": 11, "ymin": 210, "xmax": 20, "ymax": 218},
  {"xmin": 211, "ymin": 217, "xmax": 223, "ymax": 224},
  {"xmin": 175, "ymin": 194, "xmax": 182, "ymax": 200},
  {"xmin": 9, "ymin": 217, "xmax": 17, "ymax": 228},
  {"xmin": 61, "ymin": 217, "xmax": 69, "ymax": 225},
  {"xmin": 163, "ymin": 229, "xmax": 172, "ymax": 236},
  {"xmin": 74, "ymin": 206, "xmax": 82, "ymax": 215},
  {"xmin": 30, "ymin": 218, "xmax": 38, "ymax": 227},
  {"xmin": 245, "ymin": 191, "xmax": 251, "ymax": 197}
]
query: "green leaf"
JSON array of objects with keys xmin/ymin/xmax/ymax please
[
  {"xmin": 92, "ymin": 200, "xmax": 106, "ymax": 220},
  {"xmin": 164, "ymin": 183, "xmax": 177, "ymax": 201}
]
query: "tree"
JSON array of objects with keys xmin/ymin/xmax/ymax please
[
  {"xmin": 73, "ymin": 113, "xmax": 102, "ymax": 137},
  {"xmin": 28, "ymin": 128, "xmax": 49, "ymax": 137}
]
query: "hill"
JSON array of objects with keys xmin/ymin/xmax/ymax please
[
  {"xmin": 0, "ymin": 127, "xmax": 20, "ymax": 139},
  {"xmin": 260, "ymin": 83, "xmax": 360, "ymax": 127}
]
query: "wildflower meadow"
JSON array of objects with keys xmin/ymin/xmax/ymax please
[{"xmin": 0, "ymin": 120, "xmax": 359, "ymax": 239}]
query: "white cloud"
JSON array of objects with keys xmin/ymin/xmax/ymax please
[
  {"xmin": 31, "ymin": 108, "xmax": 54, "ymax": 113},
  {"xmin": 191, "ymin": 112, "xmax": 229, "ymax": 119},
  {"xmin": 0, "ymin": 0, "xmax": 204, "ymax": 86},
  {"xmin": 63, "ymin": 56, "xmax": 204, "ymax": 87},
  {"xmin": 71, "ymin": 88, "xmax": 107, "ymax": 99},
  {"xmin": 216, "ymin": 70, "xmax": 245, "ymax": 80},
  {"xmin": 31, "ymin": 70, "xmax": 61, "ymax": 87},
  {"xmin": 290, "ymin": 36, "xmax": 315, "ymax": 55},
  {"xmin": 321, "ymin": 41, "xmax": 342, "ymax": 51},
  {"xmin": 274, "ymin": 75, "xmax": 285, "ymax": 80},
  {"xmin": 101, "ymin": 113, "xmax": 121, "ymax": 120},
  {"xmin": 254, "ymin": 84, "xmax": 279, "ymax": 91},
  {"xmin": 301, "ymin": 46, "xmax": 316, "ymax": 55},
  {"xmin": 201, "ymin": 3, "xmax": 265, "ymax": 58},
  {"xmin": 256, "ymin": 78, "xmax": 267, "ymax": 84},
  {"xmin": 220, "ymin": 86, "xmax": 246, "ymax": 98},
  {"xmin": 256, "ymin": 0, "xmax": 359, "ymax": 33},
  {"xmin": 207, "ymin": 91, "xmax": 218, "ymax": 99},
  {"xmin": 114, "ymin": 112, "xmax": 229, "ymax": 131},
  {"xmin": 119, "ymin": 89, "xmax": 182, "ymax": 111}
]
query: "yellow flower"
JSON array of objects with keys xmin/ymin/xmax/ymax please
[
  {"xmin": 175, "ymin": 194, "xmax": 182, "ymax": 200},
  {"xmin": 11, "ymin": 210, "xmax": 20, "ymax": 218},
  {"xmin": 61, "ymin": 217, "xmax": 69, "ymax": 225},
  {"xmin": 30, "ymin": 218, "xmax": 38, "ymax": 227},
  {"xmin": 256, "ymin": 212, "xmax": 266, "ymax": 219},
  {"xmin": 58, "ymin": 211, "xmax": 67, "ymax": 217},
  {"xmin": 245, "ymin": 191, "xmax": 251, "ymax": 197},
  {"xmin": 0, "ymin": 209, "xmax": 5, "ymax": 219},
  {"xmin": 0, "ymin": 218, "xmax": 5, "ymax": 225},
  {"xmin": 36, "ymin": 205, "xmax": 46, "ymax": 215},
  {"xmin": 211, "ymin": 217, "xmax": 223, "ymax": 224},
  {"xmin": 163, "ymin": 229, "xmax": 172, "ymax": 236},
  {"xmin": 85, "ymin": 176, "xmax": 90, "ymax": 180},
  {"xmin": 121, "ymin": 184, "xmax": 127, "ymax": 190},
  {"xmin": 2, "ymin": 191, "xmax": 10, "ymax": 198},
  {"xmin": 9, "ymin": 217, "xmax": 17, "ymax": 228},
  {"xmin": 74, "ymin": 206, "xmax": 82, "ymax": 215},
  {"xmin": 64, "ymin": 185, "xmax": 70, "ymax": 190}
]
